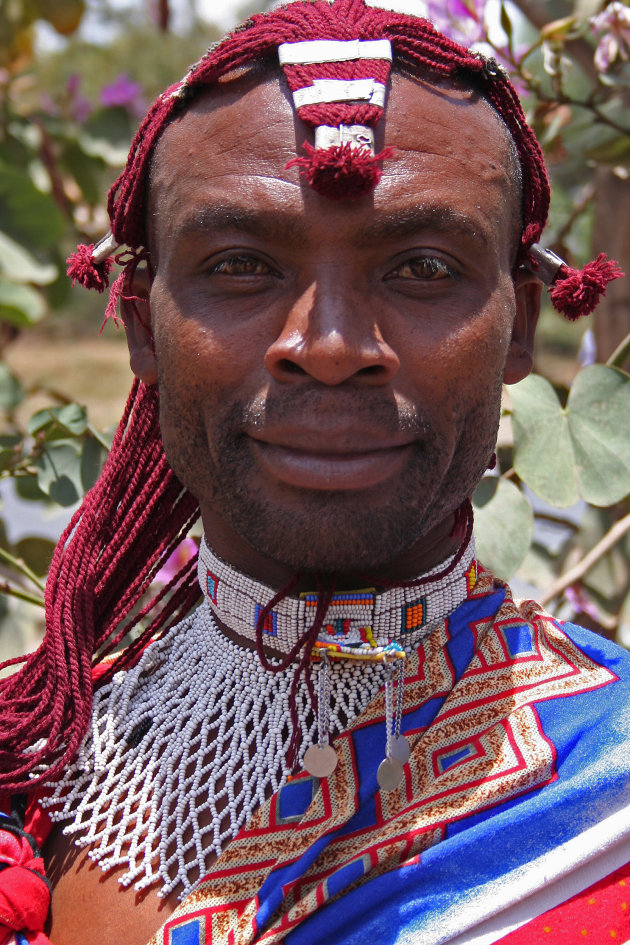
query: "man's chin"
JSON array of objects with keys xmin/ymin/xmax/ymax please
[{"xmin": 226, "ymin": 500, "xmax": 435, "ymax": 578}]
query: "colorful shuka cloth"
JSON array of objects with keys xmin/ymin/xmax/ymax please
[
  {"xmin": 2, "ymin": 565, "xmax": 630, "ymax": 944},
  {"xmin": 149, "ymin": 567, "xmax": 630, "ymax": 945}
]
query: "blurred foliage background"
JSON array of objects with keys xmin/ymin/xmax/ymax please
[{"xmin": 0, "ymin": 0, "xmax": 629, "ymax": 664}]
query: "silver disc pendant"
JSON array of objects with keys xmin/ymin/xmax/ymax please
[
  {"xmin": 304, "ymin": 743, "xmax": 338, "ymax": 778},
  {"xmin": 377, "ymin": 757, "xmax": 404, "ymax": 792},
  {"xmin": 389, "ymin": 735, "xmax": 410, "ymax": 765}
]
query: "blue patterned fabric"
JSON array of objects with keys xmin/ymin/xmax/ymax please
[{"xmin": 158, "ymin": 571, "xmax": 630, "ymax": 945}]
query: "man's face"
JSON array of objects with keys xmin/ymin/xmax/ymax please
[{"xmin": 142, "ymin": 71, "xmax": 538, "ymax": 575}]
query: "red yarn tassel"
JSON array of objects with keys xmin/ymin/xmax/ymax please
[
  {"xmin": 549, "ymin": 254, "xmax": 624, "ymax": 321},
  {"xmin": 100, "ymin": 270, "xmax": 126, "ymax": 332},
  {"xmin": 287, "ymin": 142, "xmax": 394, "ymax": 201},
  {"xmin": 66, "ymin": 243, "xmax": 113, "ymax": 293}
]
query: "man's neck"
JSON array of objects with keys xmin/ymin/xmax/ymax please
[{"xmin": 199, "ymin": 509, "xmax": 463, "ymax": 592}]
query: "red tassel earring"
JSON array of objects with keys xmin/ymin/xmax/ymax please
[
  {"xmin": 66, "ymin": 232, "xmax": 118, "ymax": 293},
  {"xmin": 527, "ymin": 243, "xmax": 624, "ymax": 320}
]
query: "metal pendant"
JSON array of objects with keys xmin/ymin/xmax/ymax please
[
  {"xmin": 377, "ymin": 757, "xmax": 404, "ymax": 792},
  {"xmin": 304, "ymin": 743, "xmax": 338, "ymax": 778},
  {"xmin": 388, "ymin": 734, "xmax": 410, "ymax": 764}
]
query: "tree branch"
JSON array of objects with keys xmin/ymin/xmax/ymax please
[
  {"xmin": 509, "ymin": 0, "xmax": 599, "ymax": 82},
  {"xmin": 540, "ymin": 509, "xmax": 630, "ymax": 605}
]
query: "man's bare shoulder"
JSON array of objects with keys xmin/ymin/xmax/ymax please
[{"xmin": 44, "ymin": 824, "xmax": 177, "ymax": 945}]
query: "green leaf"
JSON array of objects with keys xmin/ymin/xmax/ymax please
[
  {"xmin": 0, "ymin": 232, "xmax": 58, "ymax": 285},
  {"xmin": 14, "ymin": 537, "xmax": 56, "ymax": 578},
  {"xmin": 586, "ymin": 135, "xmax": 630, "ymax": 166},
  {"xmin": 511, "ymin": 368, "xmax": 630, "ymax": 508},
  {"xmin": 500, "ymin": 2, "xmax": 512, "ymax": 42},
  {"xmin": 28, "ymin": 403, "xmax": 88, "ymax": 437},
  {"xmin": 79, "ymin": 107, "xmax": 135, "ymax": 165},
  {"xmin": 80, "ymin": 436, "xmax": 109, "ymax": 492},
  {"xmin": 15, "ymin": 475, "xmax": 47, "ymax": 502},
  {"xmin": 574, "ymin": 0, "xmax": 606, "ymax": 19},
  {"xmin": 0, "ymin": 277, "xmax": 46, "ymax": 327},
  {"xmin": 60, "ymin": 141, "xmax": 106, "ymax": 207},
  {"xmin": 54, "ymin": 403, "xmax": 88, "ymax": 436},
  {"xmin": 540, "ymin": 16, "xmax": 579, "ymax": 40},
  {"xmin": 0, "ymin": 433, "xmax": 21, "ymax": 472},
  {"xmin": 473, "ymin": 477, "xmax": 534, "ymax": 579},
  {"xmin": 0, "ymin": 163, "xmax": 65, "ymax": 250},
  {"xmin": 511, "ymin": 374, "xmax": 579, "ymax": 507},
  {"xmin": 0, "ymin": 362, "xmax": 24, "ymax": 411},
  {"xmin": 36, "ymin": 440, "xmax": 83, "ymax": 506},
  {"xmin": 567, "ymin": 365, "xmax": 630, "ymax": 506}
]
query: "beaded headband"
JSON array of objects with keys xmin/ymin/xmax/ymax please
[{"xmin": 67, "ymin": 0, "xmax": 622, "ymax": 322}]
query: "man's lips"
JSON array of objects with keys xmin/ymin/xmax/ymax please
[{"xmin": 248, "ymin": 432, "xmax": 415, "ymax": 491}]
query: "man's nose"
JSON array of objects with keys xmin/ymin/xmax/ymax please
[{"xmin": 264, "ymin": 279, "xmax": 400, "ymax": 386}]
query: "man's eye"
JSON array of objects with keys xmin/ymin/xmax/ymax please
[
  {"xmin": 386, "ymin": 257, "xmax": 456, "ymax": 281},
  {"xmin": 209, "ymin": 254, "xmax": 273, "ymax": 276}
]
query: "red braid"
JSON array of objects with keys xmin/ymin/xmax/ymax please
[{"xmin": 0, "ymin": 383, "xmax": 200, "ymax": 794}]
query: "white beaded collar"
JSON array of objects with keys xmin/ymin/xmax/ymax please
[{"xmin": 197, "ymin": 535, "xmax": 477, "ymax": 661}]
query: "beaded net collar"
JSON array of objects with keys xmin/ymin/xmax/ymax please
[{"xmin": 41, "ymin": 532, "xmax": 479, "ymax": 901}]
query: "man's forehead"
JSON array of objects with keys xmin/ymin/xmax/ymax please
[
  {"xmin": 147, "ymin": 70, "xmax": 517, "ymax": 255},
  {"xmin": 151, "ymin": 70, "xmax": 513, "ymax": 186}
]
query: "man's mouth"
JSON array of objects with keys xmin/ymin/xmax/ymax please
[{"xmin": 248, "ymin": 431, "xmax": 415, "ymax": 491}]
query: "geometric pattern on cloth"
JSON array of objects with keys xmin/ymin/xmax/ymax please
[
  {"xmin": 151, "ymin": 569, "xmax": 617, "ymax": 945},
  {"xmin": 167, "ymin": 916, "xmax": 206, "ymax": 945}
]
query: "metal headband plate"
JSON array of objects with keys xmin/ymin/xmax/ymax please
[
  {"xmin": 527, "ymin": 242, "xmax": 565, "ymax": 285},
  {"xmin": 314, "ymin": 124, "xmax": 375, "ymax": 154},
  {"xmin": 292, "ymin": 78, "xmax": 387, "ymax": 109}
]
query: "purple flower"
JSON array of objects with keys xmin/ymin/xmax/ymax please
[
  {"xmin": 591, "ymin": 1, "xmax": 630, "ymax": 72},
  {"xmin": 100, "ymin": 73, "xmax": 146, "ymax": 117},
  {"xmin": 39, "ymin": 93, "xmax": 60, "ymax": 117},
  {"xmin": 72, "ymin": 94, "xmax": 92, "ymax": 124},
  {"xmin": 564, "ymin": 584, "xmax": 601, "ymax": 623},
  {"xmin": 154, "ymin": 538, "xmax": 198, "ymax": 585},
  {"xmin": 66, "ymin": 73, "xmax": 81, "ymax": 96},
  {"xmin": 425, "ymin": 0, "xmax": 484, "ymax": 44},
  {"xmin": 64, "ymin": 72, "xmax": 92, "ymax": 123}
]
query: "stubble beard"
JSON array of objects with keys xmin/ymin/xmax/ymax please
[{"xmin": 161, "ymin": 384, "xmax": 501, "ymax": 576}]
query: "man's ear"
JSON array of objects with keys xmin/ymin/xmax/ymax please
[
  {"xmin": 503, "ymin": 269, "xmax": 542, "ymax": 385},
  {"xmin": 121, "ymin": 264, "xmax": 158, "ymax": 385}
]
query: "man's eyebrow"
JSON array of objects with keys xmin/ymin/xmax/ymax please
[
  {"xmin": 174, "ymin": 205, "xmax": 304, "ymax": 243},
  {"xmin": 356, "ymin": 205, "xmax": 489, "ymax": 248},
  {"xmin": 172, "ymin": 203, "xmax": 489, "ymax": 250}
]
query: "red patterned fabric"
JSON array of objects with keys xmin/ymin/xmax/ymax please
[
  {"xmin": 0, "ymin": 830, "xmax": 51, "ymax": 944},
  {"xmin": 0, "ymin": 797, "xmax": 53, "ymax": 945},
  {"xmin": 498, "ymin": 861, "xmax": 630, "ymax": 943}
]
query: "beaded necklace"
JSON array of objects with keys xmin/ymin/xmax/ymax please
[
  {"xmin": 198, "ymin": 536, "xmax": 476, "ymax": 661},
  {"xmin": 42, "ymin": 534, "xmax": 477, "ymax": 901}
]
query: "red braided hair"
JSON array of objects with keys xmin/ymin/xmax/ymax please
[
  {"xmin": 0, "ymin": 382, "xmax": 199, "ymax": 793},
  {"xmin": 1, "ymin": 0, "xmax": 621, "ymax": 795}
]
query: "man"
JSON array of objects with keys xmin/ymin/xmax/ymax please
[{"xmin": 0, "ymin": 1, "xmax": 628, "ymax": 943}]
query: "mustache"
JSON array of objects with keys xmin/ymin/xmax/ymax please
[{"xmin": 238, "ymin": 389, "xmax": 430, "ymax": 437}]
